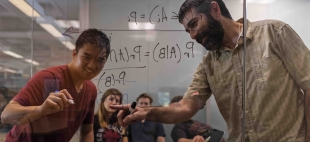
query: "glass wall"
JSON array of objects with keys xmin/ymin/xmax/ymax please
[
  {"xmin": 0, "ymin": 0, "xmax": 78, "ymax": 141},
  {"xmin": 0, "ymin": 0, "xmax": 309, "ymax": 141}
]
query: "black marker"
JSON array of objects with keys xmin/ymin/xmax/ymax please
[{"xmin": 126, "ymin": 101, "xmax": 137, "ymax": 116}]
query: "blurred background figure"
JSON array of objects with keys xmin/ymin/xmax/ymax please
[
  {"xmin": 128, "ymin": 93, "xmax": 166, "ymax": 142},
  {"xmin": 170, "ymin": 96, "xmax": 225, "ymax": 142},
  {"xmin": 93, "ymin": 88, "xmax": 128, "ymax": 142}
]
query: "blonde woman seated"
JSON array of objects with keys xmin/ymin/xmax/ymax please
[{"xmin": 93, "ymin": 88, "xmax": 128, "ymax": 142}]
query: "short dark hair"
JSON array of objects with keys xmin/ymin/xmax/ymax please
[
  {"xmin": 170, "ymin": 96, "xmax": 183, "ymax": 104},
  {"xmin": 75, "ymin": 28, "xmax": 110, "ymax": 58},
  {"xmin": 178, "ymin": 0, "xmax": 232, "ymax": 24},
  {"xmin": 136, "ymin": 93, "xmax": 153, "ymax": 104}
]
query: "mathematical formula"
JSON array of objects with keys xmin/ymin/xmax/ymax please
[
  {"xmin": 110, "ymin": 42, "xmax": 195, "ymax": 63},
  {"xmin": 128, "ymin": 5, "xmax": 179, "ymax": 25}
]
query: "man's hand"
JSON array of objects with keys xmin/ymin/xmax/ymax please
[
  {"xmin": 1, "ymin": 89, "xmax": 74, "ymax": 125},
  {"xmin": 111, "ymin": 99, "xmax": 203, "ymax": 127},
  {"xmin": 38, "ymin": 89, "xmax": 73, "ymax": 116},
  {"xmin": 192, "ymin": 135, "xmax": 205, "ymax": 142},
  {"xmin": 110, "ymin": 103, "xmax": 147, "ymax": 127}
]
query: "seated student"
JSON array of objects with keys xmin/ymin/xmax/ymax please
[
  {"xmin": 1, "ymin": 29, "xmax": 110, "ymax": 142},
  {"xmin": 93, "ymin": 88, "xmax": 128, "ymax": 142},
  {"xmin": 127, "ymin": 93, "xmax": 166, "ymax": 142},
  {"xmin": 170, "ymin": 96, "xmax": 225, "ymax": 142}
]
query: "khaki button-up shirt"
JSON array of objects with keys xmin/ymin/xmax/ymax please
[{"xmin": 184, "ymin": 18, "xmax": 310, "ymax": 142}]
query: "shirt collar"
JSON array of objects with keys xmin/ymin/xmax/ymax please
[
  {"xmin": 217, "ymin": 18, "xmax": 253, "ymax": 53},
  {"xmin": 236, "ymin": 18, "xmax": 253, "ymax": 40}
]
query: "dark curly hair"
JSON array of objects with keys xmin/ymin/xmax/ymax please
[
  {"xmin": 178, "ymin": 0, "xmax": 232, "ymax": 24},
  {"xmin": 75, "ymin": 29, "xmax": 110, "ymax": 58}
]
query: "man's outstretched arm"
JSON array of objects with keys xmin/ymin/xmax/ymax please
[
  {"xmin": 145, "ymin": 98, "xmax": 202, "ymax": 123},
  {"xmin": 1, "ymin": 89, "xmax": 72, "ymax": 125},
  {"xmin": 111, "ymin": 98, "xmax": 203, "ymax": 127}
]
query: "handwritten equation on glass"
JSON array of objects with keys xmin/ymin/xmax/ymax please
[
  {"xmin": 64, "ymin": 4, "xmax": 196, "ymax": 94},
  {"xmin": 110, "ymin": 42, "xmax": 194, "ymax": 63},
  {"xmin": 128, "ymin": 5, "xmax": 179, "ymax": 24},
  {"xmin": 94, "ymin": 66, "xmax": 145, "ymax": 88},
  {"xmin": 99, "ymin": 71, "xmax": 126, "ymax": 87}
]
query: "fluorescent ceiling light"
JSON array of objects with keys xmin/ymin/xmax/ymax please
[
  {"xmin": 128, "ymin": 22, "xmax": 155, "ymax": 30},
  {"xmin": 39, "ymin": 23, "xmax": 62, "ymax": 37},
  {"xmin": 55, "ymin": 20, "xmax": 66, "ymax": 28},
  {"xmin": 4, "ymin": 68, "xmax": 18, "ymax": 73},
  {"xmin": 3, "ymin": 51, "xmax": 23, "ymax": 58},
  {"xmin": 239, "ymin": 0, "xmax": 277, "ymax": 4},
  {"xmin": 0, "ymin": 66, "xmax": 18, "ymax": 73},
  {"xmin": 129, "ymin": 33, "xmax": 156, "ymax": 42},
  {"xmin": 56, "ymin": 20, "xmax": 80, "ymax": 28},
  {"xmin": 24, "ymin": 59, "xmax": 40, "ymax": 65},
  {"xmin": 70, "ymin": 21, "xmax": 80, "ymax": 28},
  {"xmin": 9, "ymin": 0, "xmax": 41, "ymax": 17},
  {"xmin": 61, "ymin": 41, "xmax": 75, "ymax": 50}
]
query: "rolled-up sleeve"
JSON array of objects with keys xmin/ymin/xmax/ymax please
[{"xmin": 183, "ymin": 58, "xmax": 212, "ymax": 105}]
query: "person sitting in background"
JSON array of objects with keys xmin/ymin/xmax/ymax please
[
  {"xmin": 1, "ymin": 28, "xmax": 110, "ymax": 142},
  {"xmin": 170, "ymin": 96, "xmax": 225, "ymax": 142},
  {"xmin": 93, "ymin": 88, "xmax": 128, "ymax": 142},
  {"xmin": 127, "ymin": 93, "xmax": 166, "ymax": 142}
]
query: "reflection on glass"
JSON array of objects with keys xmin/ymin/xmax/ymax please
[
  {"xmin": 0, "ymin": 0, "xmax": 309, "ymax": 141},
  {"xmin": 157, "ymin": 92, "xmax": 170, "ymax": 106}
]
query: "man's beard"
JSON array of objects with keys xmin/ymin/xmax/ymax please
[{"xmin": 195, "ymin": 14, "xmax": 225, "ymax": 51}]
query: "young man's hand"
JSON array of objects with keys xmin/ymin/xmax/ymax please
[
  {"xmin": 38, "ymin": 89, "xmax": 73, "ymax": 116},
  {"xmin": 192, "ymin": 135, "xmax": 205, "ymax": 142}
]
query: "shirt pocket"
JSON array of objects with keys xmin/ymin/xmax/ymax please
[
  {"xmin": 257, "ymin": 54, "xmax": 285, "ymax": 92},
  {"xmin": 208, "ymin": 73, "xmax": 236, "ymax": 114},
  {"xmin": 208, "ymin": 73, "xmax": 233, "ymax": 95}
]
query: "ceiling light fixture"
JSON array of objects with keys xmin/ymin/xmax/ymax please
[
  {"xmin": 39, "ymin": 23, "xmax": 63, "ymax": 38},
  {"xmin": 56, "ymin": 20, "xmax": 80, "ymax": 28},
  {"xmin": 61, "ymin": 41, "xmax": 75, "ymax": 50},
  {"xmin": 4, "ymin": 68, "xmax": 18, "ymax": 73},
  {"xmin": 2, "ymin": 51, "xmax": 23, "ymax": 58},
  {"xmin": 24, "ymin": 59, "xmax": 40, "ymax": 65},
  {"xmin": 128, "ymin": 22, "xmax": 155, "ymax": 30},
  {"xmin": 8, "ymin": 0, "xmax": 45, "ymax": 17}
]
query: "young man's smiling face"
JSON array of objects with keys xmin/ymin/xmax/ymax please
[
  {"xmin": 182, "ymin": 8, "xmax": 225, "ymax": 51},
  {"xmin": 72, "ymin": 43, "xmax": 107, "ymax": 80}
]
